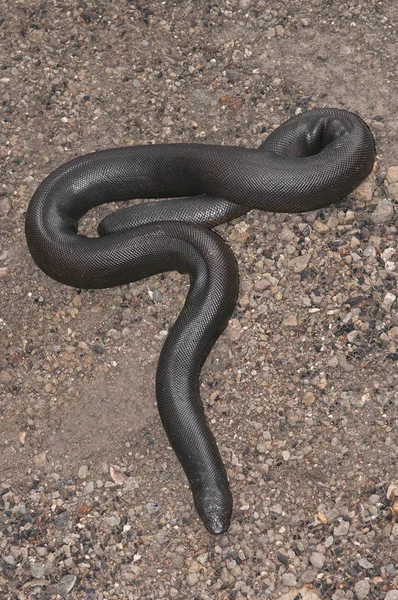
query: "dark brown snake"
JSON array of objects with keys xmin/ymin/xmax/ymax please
[{"xmin": 25, "ymin": 108, "xmax": 375, "ymax": 534}]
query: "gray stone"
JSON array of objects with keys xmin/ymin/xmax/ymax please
[
  {"xmin": 225, "ymin": 69, "xmax": 239, "ymax": 83},
  {"xmin": 282, "ymin": 315, "xmax": 298, "ymax": 328},
  {"xmin": 53, "ymin": 511, "xmax": 68, "ymax": 530},
  {"xmin": 358, "ymin": 557, "xmax": 374, "ymax": 569},
  {"xmin": 270, "ymin": 503, "xmax": 283, "ymax": 515},
  {"xmin": 338, "ymin": 354, "xmax": 355, "ymax": 373},
  {"xmin": 106, "ymin": 514, "xmax": 121, "ymax": 527},
  {"xmin": 388, "ymin": 182, "xmax": 398, "ymax": 201},
  {"xmin": 254, "ymin": 278, "xmax": 272, "ymax": 291},
  {"xmin": 325, "ymin": 536, "xmax": 334, "ymax": 548},
  {"xmin": 301, "ymin": 569, "xmax": 316, "ymax": 583},
  {"xmin": 382, "ymin": 292, "xmax": 396, "ymax": 312},
  {"xmin": 310, "ymin": 551, "xmax": 326, "ymax": 569},
  {"xmin": 372, "ymin": 198, "xmax": 394, "ymax": 224},
  {"xmin": 0, "ymin": 196, "xmax": 12, "ymax": 216},
  {"xmin": 281, "ymin": 572, "xmax": 297, "ymax": 587},
  {"xmin": 145, "ymin": 501, "xmax": 160, "ymax": 514},
  {"xmin": 187, "ymin": 572, "xmax": 199, "ymax": 586},
  {"xmin": 83, "ymin": 481, "xmax": 94, "ymax": 494},
  {"xmin": 227, "ymin": 318, "xmax": 243, "ymax": 341},
  {"xmin": 46, "ymin": 575, "xmax": 77, "ymax": 598},
  {"xmin": 303, "ymin": 391, "xmax": 316, "ymax": 406},
  {"xmin": 0, "ymin": 370, "xmax": 12, "ymax": 383},
  {"xmin": 334, "ymin": 519, "xmax": 350, "ymax": 536},
  {"xmin": 355, "ymin": 579, "xmax": 370, "ymax": 599},
  {"xmin": 290, "ymin": 254, "xmax": 311, "ymax": 273},
  {"xmin": 368, "ymin": 494, "xmax": 380, "ymax": 505},
  {"xmin": 30, "ymin": 563, "xmax": 45, "ymax": 578},
  {"xmin": 386, "ymin": 165, "xmax": 398, "ymax": 183},
  {"xmin": 386, "ymin": 563, "xmax": 397, "ymax": 575},
  {"xmin": 78, "ymin": 464, "xmax": 89, "ymax": 479},
  {"xmin": 355, "ymin": 174, "xmax": 375, "ymax": 204}
]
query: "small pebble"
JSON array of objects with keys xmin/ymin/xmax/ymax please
[
  {"xmin": 227, "ymin": 318, "xmax": 243, "ymax": 340},
  {"xmin": 83, "ymin": 481, "xmax": 94, "ymax": 494},
  {"xmin": 30, "ymin": 563, "xmax": 45, "ymax": 578},
  {"xmin": 187, "ymin": 572, "xmax": 199, "ymax": 586},
  {"xmin": 78, "ymin": 464, "xmax": 89, "ymax": 479},
  {"xmin": 355, "ymin": 174, "xmax": 375, "ymax": 203},
  {"xmin": 145, "ymin": 502, "xmax": 160, "ymax": 514},
  {"xmin": 325, "ymin": 536, "xmax": 334, "ymax": 548},
  {"xmin": 282, "ymin": 315, "xmax": 298, "ymax": 328},
  {"xmin": 0, "ymin": 370, "xmax": 12, "ymax": 383},
  {"xmin": 53, "ymin": 511, "xmax": 68, "ymax": 530},
  {"xmin": 310, "ymin": 551, "xmax": 326, "ymax": 569},
  {"xmin": 334, "ymin": 519, "xmax": 350, "ymax": 536},
  {"xmin": 226, "ymin": 69, "xmax": 239, "ymax": 83},
  {"xmin": 368, "ymin": 495, "xmax": 380, "ymax": 505},
  {"xmin": 0, "ymin": 196, "xmax": 12, "ymax": 215},
  {"xmin": 106, "ymin": 514, "xmax": 121, "ymax": 527},
  {"xmin": 290, "ymin": 254, "xmax": 311, "ymax": 273},
  {"xmin": 354, "ymin": 579, "xmax": 370, "ymax": 599},
  {"xmin": 33, "ymin": 452, "xmax": 47, "ymax": 468},
  {"xmin": 338, "ymin": 354, "xmax": 355, "ymax": 373},
  {"xmin": 46, "ymin": 575, "xmax": 77, "ymax": 597},
  {"xmin": 358, "ymin": 557, "xmax": 374, "ymax": 569},
  {"xmin": 303, "ymin": 391, "xmax": 316, "ymax": 406},
  {"xmin": 386, "ymin": 165, "xmax": 398, "ymax": 183},
  {"xmin": 382, "ymin": 292, "xmax": 396, "ymax": 312},
  {"xmin": 301, "ymin": 569, "xmax": 317, "ymax": 583},
  {"xmin": 388, "ymin": 182, "xmax": 398, "ymax": 200},
  {"xmin": 281, "ymin": 573, "xmax": 297, "ymax": 587},
  {"xmin": 372, "ymin": 198, "xmax": 394, "ymax": 223}
]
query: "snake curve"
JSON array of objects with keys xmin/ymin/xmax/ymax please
[{"xmin": 25, "ymin": 108, "xmax": 375, "ymax": 535}]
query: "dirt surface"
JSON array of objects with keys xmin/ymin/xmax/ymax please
[{"xmin": 1, "ymin": 1, "xmax": 398, "ymax": 599}]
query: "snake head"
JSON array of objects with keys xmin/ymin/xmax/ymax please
[{"xmin": 194, "ymin": 487, "xmax": 233, "ymax": 535}]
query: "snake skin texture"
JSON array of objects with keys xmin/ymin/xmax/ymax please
[{"xmin": 25, "ymin": 108, "xmax": 375, "ymax": 535}]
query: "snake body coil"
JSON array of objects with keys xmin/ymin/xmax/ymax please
[{"xmin": 25, "ymin": 109, "xmax": 375, "ymax": 534}]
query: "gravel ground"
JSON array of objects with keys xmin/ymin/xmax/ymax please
[{"xmin": 1, "ymin": 1, "xmax": 398, "ymax": 599}]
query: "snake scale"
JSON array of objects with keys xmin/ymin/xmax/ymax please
[{"xmin": 25, "ymin": 108, "xmax": 375, "ymax": 534}]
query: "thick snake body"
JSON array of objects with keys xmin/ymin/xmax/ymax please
[{"xmin": 25, "ymin": 109, "xmax": 375, "ymax": 534}]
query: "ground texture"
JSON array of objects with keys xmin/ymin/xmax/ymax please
[{"xmin": 0, "ymin": 1, "xmax": 398, "ymax": 599}]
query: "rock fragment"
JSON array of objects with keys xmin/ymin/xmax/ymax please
[
  {"xmin": 309, "ymin": 551, "xmax": 326, "ymax": 569},
  {"xmin": 46, "ymin": 575, "xmax": 77, "ymax": 598},
  {"xmin": 372, "ymin": 198, "xmax": 394, "ymax": 223},
  {"xmin": 290, "ymin": 254, "xmax": 311, "ymax": 273}
]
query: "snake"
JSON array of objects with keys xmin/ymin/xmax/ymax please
[{"xmin": 25, "ymin": 108, "xmax": 375, "ymax": 535}]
